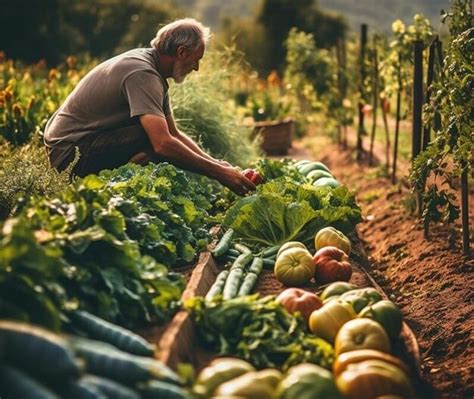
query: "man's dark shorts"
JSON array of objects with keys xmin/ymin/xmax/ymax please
[{"xmin": 48, "ymin": 123, "xmax": 153, "ymax": 177}]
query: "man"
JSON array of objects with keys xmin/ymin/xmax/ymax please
[{"xmin": 44, "ymin": 18, "xmax": 255, "ymax": 196}]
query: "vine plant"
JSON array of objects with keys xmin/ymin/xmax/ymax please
[{"xmin": 410, "ymin": 0, "xmax": 473, "ymax": 244}]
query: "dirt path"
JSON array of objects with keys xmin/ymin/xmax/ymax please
[{"xmin": 288, "ymin": 132, "xmax": 474, "ymax": 399}]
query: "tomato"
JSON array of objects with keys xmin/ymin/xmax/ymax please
[
  {"xmin": 274, "ymin": 248, "xmax": 315, "ymax": 287},
  {"xmin": 315, "ymin": 226, "xmax": 352, "ymax": 255},
  {"xmin": 340, "ymin": 288, "xmax": 382, "ymax": 313},
  {"xmin": 309, "ymin": 300, "xmax": 356, "ymax": 343},
  {"xmin": 313, "ymin": 246, "xmax": 352, "ymax": 284},
  {"xmin": 334, "ymin": 318, "xmax": 391, "ymax": 356},
  {"xmin": 333, "ymin": 349, "xmax": 410, "ymax": 377},
  {"xmin": 359, "ymin": 300, "xmax": 403, "ymax": 339},
  {"xmin": 277, "ymin": 241, "xmax": 307, "ymax": 258},
  {"xmin": 194, "ymin": 357, "xmax": 255, "ymax": 397},
  {"xmin": 336, "ymin": 359, "xmax": 414, "ymax": 399},
  {"xmin": 215, "ymin": 369, "xmax": 282, "ymax": 399},
  {"xmin": 276, "ymin": 288, "xmax": 323, "ymax": 322},
  {"xmin": 320, "ymin": 282, "xmax": 357, "ymax": 301},
  {"xmin": 278, "ymin": 363, "xmax": 344, "ymax": 399},
  {"xmin": 242, "ymin": 168, "xmax": 263, "ymax": 185}
]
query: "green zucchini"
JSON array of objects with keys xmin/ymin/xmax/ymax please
[
  {"xmin": 233, "ymin": 243, "xmax": 252, "ymax": 254},
  {"xmin": 261, "ymin": 245, "xmax": 281, "ymax": 258},
  {"xmin": 205, "ymin": 270, "xmax": 230, "ymax": 301},
  {"xmin": 247, "ymin": 257, "xmax": 264, "ymax": 275},
  {"xmin": 299, "ymin": 161, "xmax": 331, "ymax": 175},
  {"xmin": 222, "ymin": 268, "xmax": 245, "ymax": 299},
  {"xmin": 82, "ymin": 375, "xmax": 140, "ymax": 399},
  {"xmin": 0, "ymin": 321, "xmax": 80, "ymax": 381},
  {"xmin": 140, "ymin": 380, "xmax": 192, "ymax": 399},
  {"xmin": 71, "ymin": 310, "xmax": 155, "ymax": 356},
  {"xmin": 237, "ymin": 272, "xmax": 259, "ymax": 296},
  {"xmin": 313, "ymin": 177, "xmax": 341, "ymax": 188},
  {"xmin": 230, "ymin": 252, "xmax": 253, "ymax": 270},
  {"xmin": 0, "ymin": 365, "xmax": 60, "ymax": 399},
  {"xmin": 221, "ymin": 255, "xmax": 238, "ymax": 264},
  {"xmin": 72, "ymin": 337, "xmax": 181, "ymax": 385},
  {"xmin": 212, "ymin": 229, "xmax": 234, "ymax": 257}
]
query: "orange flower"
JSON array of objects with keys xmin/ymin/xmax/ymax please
[
  {"xmin": 66, "ymin": 55, "xmax": 77, "ymax": 69},
  {"xmin": 48, "ymin": 68, "xmax": 60, "ymax": 81},
  {"xmin": 267, "ymin": 70, "xmax": 281, "ymax": 87},
  {"xmin": 12, "ymin": 103, "xmax": 23, "ymax": 118},
  {"xmin": 0, "ymin": 51, "xmax": 5, "ymax": 63}
]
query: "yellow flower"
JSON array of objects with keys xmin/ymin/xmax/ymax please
[{"xmin": 392, "ymin": 20, "xmax": 405, "ymax": 34}]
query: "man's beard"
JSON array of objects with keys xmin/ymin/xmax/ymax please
[{"xmin": 172, "ymin": 62, "xmax": 187, "ymax": 84}]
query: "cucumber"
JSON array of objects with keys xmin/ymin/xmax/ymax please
[
  {"xmin": 247, "ymin": 257, "xmax": 264, "ymax": 275},
  {"xmin": 71, "ymin": 310, "xmax": 155, "ymax": 356},
  {"xmin": 306, "ymin": 169, "xmax": 333, "ymax": 182},
  {"xmin": 82, "ymin": 375, "xmax": 141, "ymax": 399},
  {"xmin": 313, "ymin": 177, "xmax": 341, "ymax": 188},
  {"xmin": 230, "ymin": 252, "xmax": 253, "ymax": 270},
  {"xmin": 261, "ymin": 245, "xmax": 281, "ymax": 258},
  {"xmin": 0, "ymin": 365, "xmax": 60, "ymax": 399},
  {"xmin": 212, "ymin": 229, "xmax": 234, "ymax": 257},
  {"xmin": 222, "ymin": 268, "xmax": 245, "ymax": 300},
  {"xmin": 262, "ymin": 258, "xmax": 276, "ymax": 268},
  {"xmin": 237, "ymin": 272, "xmax": 259, "ymax": 296},
  {"xmin": 294, "ymin": 159, "xmax": 311, "ymax": 167},
  {"xmin": 299, "ymin": 162, "xmax": 331, "ymax": 175},
  {"xmin": 221, "ymin": 255, "xmax": 238, "ymax": 264},
  {"xmin": 0, "ymin": 321, "xmax": 80, "ymax": 381},
  {"xmin": 205, "ymin": 270, "xmax": 230, "ymax": 301},
  {"xmin": 140, "ymin": 380, "xmax": 192, "ymax": 399},
  {"xmin": 233, "ymin": 243, "xmax": 252, "ymax": 254},
  {"xmin": 58, "ymin": 380, "xmax": 106, "ymax": 399},
  {"xmin": 226, "ymin": 249, "xmax": 241, "ymax": 257},
  {"xmin": 71, "ymin": 337, "xmax": 181, "ymax": 385}
]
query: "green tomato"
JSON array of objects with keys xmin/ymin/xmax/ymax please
[
  {"xmin": 278, "ymin": 363, "xmax": 344, "ymax": 399},
  {"xmin": 320, "ymin": 282, "xmax": 357, "ymax": 301},
  {"xmin": 340, "ymin": 288, "xmax": 382, "ymax": 313},
  {"xmin": 359, "ymin": 300, "xmax": 403, "ymax": 339},
  {"xmin": 215, "ymin": 369, "xmax": 282, "ymax": 399},
  {"xmin": 274, "ymin": 248, "xmax": 315, "ymax": 287}
]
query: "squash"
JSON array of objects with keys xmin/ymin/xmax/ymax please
[
  {"xmin": 274, "ymin": 248, "xmax": 315, "ymax": 286},
  {"xmin": 315, "ymin": 227, "xmax": 351, "ymax": 255},
  {"xmin": 313, "ymin": 246, "xmax": 352, "ymax": 284}
]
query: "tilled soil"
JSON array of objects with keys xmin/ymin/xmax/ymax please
[{"xmin": 295, "ymin": 132, "xmax": 474, "ymax": 399}]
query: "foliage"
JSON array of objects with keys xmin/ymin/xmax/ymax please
[
  {"xmin": 254, "ymin": 158, "xmax": 307, "ymax": 183},
  {"xmin": 170, "ymin": 47, "xmax": 261, "ymax": 167},
  {"xmin": 0, "ymin": 0, "xmax": 177, "ymax": 64},
  {"xmin": 0, "ymin": 142, "xmax": 74, "ymax": 220},
  {"xmin": 410, "ymin": 0, "xmax": 473, "ymax": 231},
  {"xmin": 185, "ymin": 294, "xmax": 335, "ymax": 370},
  {"xmin": 223, "ymin": 178, "xmax": 361, "ymax": 249}
]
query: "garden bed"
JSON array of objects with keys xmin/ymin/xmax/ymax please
[{"xmin": 151, "ymin": 232, "xmax": 429, "ymax": 397}]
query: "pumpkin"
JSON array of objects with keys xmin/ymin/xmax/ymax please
[
  {"xmin": 313, "ymin": 246, "xmax": 352, "ymax": 284},
  {"xmin": 277, "ymin": 241, "xmax": 307, "ymax": 259}
]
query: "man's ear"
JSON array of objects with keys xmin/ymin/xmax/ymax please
[{"xmin": 176, "ymin": 45, "xmax": 188, "ymax": 59}]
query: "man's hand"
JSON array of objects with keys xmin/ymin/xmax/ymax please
[{"xmin": 217, "ymin": 165, "xmax": 256, "ymax": 196}]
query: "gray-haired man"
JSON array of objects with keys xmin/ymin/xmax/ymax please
[{"xmin": 44, "ymin": 18, "xmax": 255, "ymax": 196}]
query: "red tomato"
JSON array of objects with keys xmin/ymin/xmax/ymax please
[
  {"xmin": 242, "ymin": 169, "xmax": 263, "ymax": 185},
  {"xmin": 276, "ymin": 288, "xmax": 323, "ymax": 321},
  {"xmin": 313, "ymin": 246, "xmax": 352, "ymax": 284}
]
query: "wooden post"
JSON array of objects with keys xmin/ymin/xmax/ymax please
[
  {"xmin": 412, "ymin": 40, "xmax": 424, "ymax": 216},
  {"xmin": 412, "ymin": 40, "xmax": 424, "ymax": 162},
  {"xmin": 357, "ymin": 24, "xmax": 368, "ymax": 160},
  {"xmin": 422, "ymin": 38, "xmax": 436, "ymax": 150},
  {"xmin": 336, "ymin": 38, "xmax": 344, "ymax": 146},
  {"xmin": 369, "ymin": 35, "xmax": 379, "ymax": 166},
  {"xmin": 461, "ymin": 162, "xmax": 471, "ymax": 256},
  {"xmin": 391, "ymin": 52, "xmax": 402, "ymax": 184}
]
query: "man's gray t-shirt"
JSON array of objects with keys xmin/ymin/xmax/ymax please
[{"xmin": 44, "ymin": 48, "xmax": 171, "ymax": 156}]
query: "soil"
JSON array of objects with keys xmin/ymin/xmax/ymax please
[{"xmin": 291, "ymin": 129, "xmax": 474, "ymax": 399}]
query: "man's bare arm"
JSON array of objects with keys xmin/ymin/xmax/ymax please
[{"xmin": 140, "ymin": 114, "xmax": 254, "ymax": 195}]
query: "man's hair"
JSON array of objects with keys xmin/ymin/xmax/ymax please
[{"xmin": 151, "ymin": 18, "xmax": 211, "ymax": 55}]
